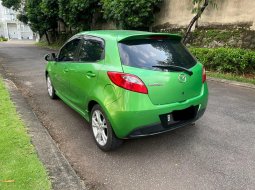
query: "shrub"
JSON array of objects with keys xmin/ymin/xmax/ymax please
[
  {"xmin": 0, "ymin": 36, "xmax": 8, "ymax": 42},
  {"xmin": 190, "ymin": 48, "xmax": 255, "ymax": 75}
]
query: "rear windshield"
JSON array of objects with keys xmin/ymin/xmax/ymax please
[{"xmin": 118, "ymin": 39, "xmax": 197, "ymax": 70}]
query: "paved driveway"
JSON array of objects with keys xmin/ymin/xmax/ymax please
[{"xmin": 1, "ymin": 41, "xmax": 255, "ymax": 190}]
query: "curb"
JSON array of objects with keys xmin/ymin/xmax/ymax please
[
  {"xmin": 208, "ymin": 77, "xmax": 255, "ymax": 90},
  {"xmin": 3, "ymin": 79, "xmax": 86, "ymax": 190}
]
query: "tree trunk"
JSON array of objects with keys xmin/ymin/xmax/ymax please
[
  {"xmin": 195, "ymin": 19, "xmax": 199, "ymax": 29},
  {"xmin": 91, "ymin": 13, "xmax": 97, "ymax": 30},
  {"xmin": 45, "ymin": 31, "xmax": 50, "ymax": 45},
  {"xmin": 59, "ymin": 18, "xmax": 68, "ymax": 33},
  {"xmin": 183, "ymin": 0, "xmax": 209, "ymax": 45},
  {"xmin": 58, "ymin": 21, "xmax": 61, "ymax": 34}
]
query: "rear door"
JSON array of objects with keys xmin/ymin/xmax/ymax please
[
  {"xmin": 118, "ymin": 38, "xmax": 203, "ymax": 105},
  {"xmin": 67, "ymin": 36, "xmax": 105, "ymax": 110}
]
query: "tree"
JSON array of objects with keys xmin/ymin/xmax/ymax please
[
  {"xmin": 1, "ymin": 0, "xmax": 21, "ymax": 10},
  {"xmin": 183, "ymin": 0, "xmax": 217, "ymax": 44},
  {"xmin": 25, "ymin": 0, "xmax": 58, "ymax": 44},
  {"xmin": 40, "ymin": 0, "xmax": 60, "ymax": 38},
  {"xmin": 101, "ymin": 0, "xmax": 162, "ymax": 30},
  {"xmin": 58, "ymin": 0, "xmax": 100, "ymax": 31}
]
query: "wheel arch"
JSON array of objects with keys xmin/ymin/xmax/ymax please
[
  {"xmin": 88, "ymin": 100, "xmax": 99, "ymax": 114},
  {"xmin": 87, "ymin": 99, "xmax": 119, "ymax": 134}
]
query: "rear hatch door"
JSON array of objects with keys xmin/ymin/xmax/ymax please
[{"xmin": 118, "ymin": 36, "xmax": 203, "ymax": 105}]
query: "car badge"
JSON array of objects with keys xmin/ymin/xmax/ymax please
[{"xmin": 178, "ymin": 74, "xmax": 187, "ymax": 83}]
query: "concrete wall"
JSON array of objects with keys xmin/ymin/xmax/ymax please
[{"xmin": 154, "ymin": 0, "xmax": 255, "ymax": 30}]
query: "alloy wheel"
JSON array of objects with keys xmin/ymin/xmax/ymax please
[
  {"xmin": 92, "ymin": 110, "xmax": 108, "ymax": 146},
  {"xmin": 47, "ymin": 76, "xmax": 53, "ymax": 97}
]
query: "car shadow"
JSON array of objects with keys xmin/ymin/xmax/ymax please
[{"xmin": 47, "ymin": 95, "xmax": 202, "ymax": 156}]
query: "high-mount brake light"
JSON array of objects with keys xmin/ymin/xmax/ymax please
[{"xmin": 149, "ymin": 36, "xmax": 168, "ymax": 40}]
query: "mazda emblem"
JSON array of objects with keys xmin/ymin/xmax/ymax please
[{"xmin": 178, "ymin": 74, "xmax": 187, "ymax": 83}]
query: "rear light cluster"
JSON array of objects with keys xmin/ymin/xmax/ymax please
[
  {"xmin": 202, "ymin": 67, "xmax": 206, "ymax": 83},
  {"xmin": 107, "ymin": 72, "xmax": 148, "ymax": 94}
]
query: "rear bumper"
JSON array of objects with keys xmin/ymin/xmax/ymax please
[
  {"xmin": 127, "ymin": 108, "xmax": 206, "ymax": 138},
  {"xmin": 104, "ymin": 83, "xmax": 208, "ymax": 138}
]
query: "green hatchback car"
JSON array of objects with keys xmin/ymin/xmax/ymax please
[{"xmin": 45, "ymin": 30, "xmax": 208, "ymax": 151}]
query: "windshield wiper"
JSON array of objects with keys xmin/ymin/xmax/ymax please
[{"xmin": 152, "ymin": 65, "xmax": 193, "ymax": 76}]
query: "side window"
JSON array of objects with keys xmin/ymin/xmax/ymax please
[
  {"xmin": 78, "ymin": 39, "xmax": 104, "ymax": 62},
  {"xmin": 58, "ymin": 38, "xmax": 81, "ymax": 61}
]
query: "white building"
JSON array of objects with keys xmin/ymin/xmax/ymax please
[{"xmin": 0, "ymin": 1, "xmax": 34, "ymax": 40}]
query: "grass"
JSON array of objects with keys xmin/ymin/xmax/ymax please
[
  {"xmin": 207, "ymin": 71, "xmax": 255, "ymax": 85},
  {"xmin": 0, "ymin": 77, "xmax": 51, "ymax": 190},
  {"xmin": 36, "ymin": 41, "xmax": 62, "ymax": 50},
  {"xmin": 190, "ymin": 28, "xmax": 243, "ymax": 47},
  {"xmin": 0, "ymin": 37, "xmax": 8, "ymax": 42},
  {"xmin": 35, "ymin": 34, "xmax": 72, "ymax": 50}
]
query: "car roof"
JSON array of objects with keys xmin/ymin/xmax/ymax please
[{"xmin": 77, "ymin": 30, "xmax": 182, "ymax": 41}]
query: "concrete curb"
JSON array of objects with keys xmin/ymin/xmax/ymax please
[
  {"xmin": 208, "ymin": 77, "xmax": 255, "ymax": 90},
  {"xmin": 3, "ymin": 79, "xmax": 86, "ymax": 190}
]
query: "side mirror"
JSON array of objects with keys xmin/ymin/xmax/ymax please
[{"xmin": 45, "ymin": 53, "xmax": 56, "ymax": 61}]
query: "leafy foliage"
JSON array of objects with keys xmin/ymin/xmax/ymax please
[
  {"xmin": 17, "ymin": 13, "xmax": 28, "ymax": 24},
  {"xmin": 0, "ymin": 36, "xmax": 8, "ymax": 41},
  {"xmin": 190, "ymin": 48, "xmax": 255, "ymax": 75},
  {"xmin": 191, "ymin": 0, "xmax": 217, "ymax": 16},
  {"xmin": 40, "ymin": 0, "xmax": 59, "ymax": 24},
  {"xmin": 58, "ymin": 0, "xmax": 100, "ymax": 30},
  {"xmin": 183, "ymin": 0, "xmax": 217, "ymax": 44},
  {"xmin": 1, "ymin": 0, "xmax": 21, "ymax": 10},
  {"xmin": 25, "ymin": 0, "xmax": 58, "ymax": 36},
  {"xmin": 2, "ymin": 0, "xmax": 162, "ymax": 37},
  {"xmin": 101, "ymin": 0, "xmax": 162, "ymax": 29}
]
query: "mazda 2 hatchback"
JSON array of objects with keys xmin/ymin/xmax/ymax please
[{"xmin": 45, "ymin": 30, "xmax": 208, "ymax": 151}]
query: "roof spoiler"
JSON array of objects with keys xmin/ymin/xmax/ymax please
[{"xmin": 117, "ymin": 33, "xmax": 182, "ymax": 42}]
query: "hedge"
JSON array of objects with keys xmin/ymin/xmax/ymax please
[
  {"xmin": 0, "ymin": 37, "xmax": 8, "ymax": 42},
  {"xmin": 190, "ymin": 48, "xmax": 255, "ymax": 75}
]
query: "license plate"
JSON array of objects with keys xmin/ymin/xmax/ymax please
[
  {"xmin": 159, "ymin": 113, "xmax": 176, "ymax": 127},
  {"xmin": 167, "ymin": 114, "xmax": 173, "ymax": 125}
]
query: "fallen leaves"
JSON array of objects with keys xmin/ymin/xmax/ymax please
[{"xmin": 0, "ymin": 180, "xmax": 15, "ymax": 183}]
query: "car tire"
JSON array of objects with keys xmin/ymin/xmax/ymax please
[
  {"xmin": 46, "ymin": 75, "xmax": 57, "ymax": 99},
  {"xmin": 91, "ymin": 104, "xmax": 123, "ymax": 151}
]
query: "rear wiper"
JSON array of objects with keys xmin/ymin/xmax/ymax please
[{"xmin": 152, "ymin": 65, "xmax": 193, "ymax": 76}]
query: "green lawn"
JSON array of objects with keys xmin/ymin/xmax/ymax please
[
  {"xmin": 207, "ymin": 71, "xmax": 255, "ymax": 85},
  {"xmin": 36, "ymin": 41, "xmax": 61, "ymax": 50},
  {"xmin": 0, "ymin": 77, "xmax": 51, "ymax": 190}
]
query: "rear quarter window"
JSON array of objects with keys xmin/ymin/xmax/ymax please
[
  {"xmin": 118, "ymin": 39, "xmax": 197, "ymax": 70},
  {"xmin": 78, "ymin": 39, "xmax": 104, "ymax": 62}
]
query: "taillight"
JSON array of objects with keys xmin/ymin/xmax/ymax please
[
  {"xmin": 202, "ymin": 67, "xmax": 206, "ymax": 83},
  {"xmin": 107, "ymin": 72, "xmax": 148, "ymax": 94}
]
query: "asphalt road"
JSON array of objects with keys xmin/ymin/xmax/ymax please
[{"xmin": 1, "ymin": 41, "xmax": 255, "ymax": 190}]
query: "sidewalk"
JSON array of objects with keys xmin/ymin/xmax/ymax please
[
  {"xmin": 5, "ymin": 39, "xmax": 36, "ymax": 45},
  {"xmin": 4, "ymin": 78, "xmax": 86, "ymax": 190}
]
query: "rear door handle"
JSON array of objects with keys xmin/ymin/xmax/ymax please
[{"xmin": 86, "ymin": 71, "xmax": 96, "ymax": 78}]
